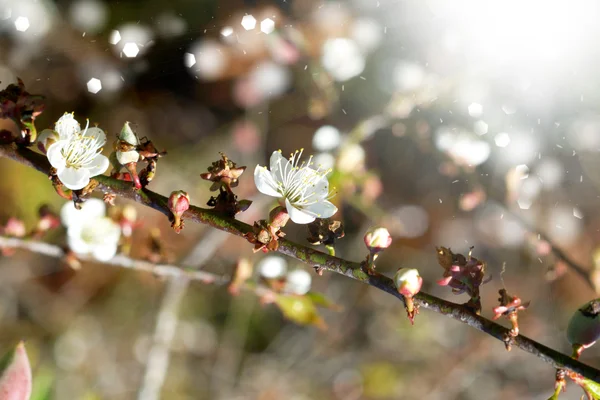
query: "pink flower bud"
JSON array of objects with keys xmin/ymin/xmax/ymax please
[
  {"xmin": 394, "ymin": 268, "xmax": 423, "ymax": 298},
  {"xmin": 168, "ymin": 191, "xmax": 190, "ymax": 234},
  {"xmin": 169, "ymin": 191, "xmax": 190, "ymax": 214},
  {"xmin": 0, "ymin": 342, "xmax": 32, "ymax": 400},
  {"xmin": 364, "ymin": 227, "xmax": 392, "ymax": 253},
  {"xmin": 269, "ymin": 206, "xmax": 290, "ymax": 229},
  {"xmin": 3, "ymin": 218, "xmax": 26, "ymax": 238}
]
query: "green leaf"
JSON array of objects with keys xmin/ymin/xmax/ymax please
[
  {"xmin": 274, "ymin": 294, "xmax": 327, "ymax": 330},
  {"xmin": 305, "ymin": 291, "xmax": 342, "ymax": 311},
  {"xmin": 580, "ymin": 377, "xmax": 600, "ymax": 399},
  {"xmin": 30, "ymin": 368, "xmax": 54, "ymax": 400},
  {"xmin": 0, "ymin": 341, "xmax": 32, "ymax": 400}
]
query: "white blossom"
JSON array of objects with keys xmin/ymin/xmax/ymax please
[
  {"xmin": 46, "ymin": 113, "xmax": 109, "ymax": 190},
  {"xmin": 60, "ymin": 199, "xmax": 121, "ymax": 262},
  {"xmin": 67, "ymin": 217, "xmax": 121, "ymax": 262},
  {"xmin": 60, "ymin": 198, "xmax": 106, "ymax": 229},
  {"xmin": 254, "ymin": 150, "xmax": 337, "ymax": 224}
]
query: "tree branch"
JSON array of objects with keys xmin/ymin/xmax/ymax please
[{"xmin": 1, "ymin": 142, "xmax": 600, "ymax": 383}]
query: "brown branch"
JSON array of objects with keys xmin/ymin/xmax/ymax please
[{"xmin": 2, "ymin": 142, "xmax": 600, "ymax": 383}]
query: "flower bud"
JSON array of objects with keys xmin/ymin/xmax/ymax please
[
  {"xmin": 269, "ymin": 206, "xmax": 290, "ymax": 229},
  {"xmin": 119, "ymin": 122, "xmax": 138, "ymax": 146},
  {"xmin": 567, "ymin": 299, "xmax": 600, "ymax": 349},
  {"xmin": 0, "ymin": 342, "xmax": 32, "ymax": 400},
  {"xmin": 3, "ymin": 218, "xmax": 26, "ymax": 238},
  {"xmin": 168, "ymin": 190, "xmax": 190, "ymax": 234},
  {"xmin": 37, "ymin": 129, "xmax": 59, "ymax": 154},
  {"xmin": 364, "ymin": 227, "xmax": 392, "ymax": 253},
  {"xmin": 394, "ymin": 268, "xmax": 423, "ymax": 298},
  {"xmin": 115, "ymin": 122, "xmax": 141, "ymax": 165}
]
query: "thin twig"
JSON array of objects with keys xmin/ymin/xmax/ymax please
[
  {"xmin": 137, "ymin": 229, "xmax": 228, "ymax": 400},
  {"xmin": 2, "ymin": 143, "xmax": 600, "ymax": 382},
  {"xmin": 0, "ymin": 235, "xmax": 226, "ymax": 284}
]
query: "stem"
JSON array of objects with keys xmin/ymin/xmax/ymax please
[{"xmin": 2, "ymin": 143, "xmax": 600, "ymax": 382}]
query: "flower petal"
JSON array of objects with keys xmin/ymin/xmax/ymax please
[
  {"xmin": 46, "ymin": 141, "xmax": 66, "ymax": 169},
  {"xmin": 61, "ymin": 198, "xmax": 106, "ymax": 228},
  {"xmin": 269, "ymin": 151, "xmax": 290, "ymax": 185},
  {"xmin": 254, "ymin": 165, "xmax": 281, "ymax": 197},
  {"xmin": 58, "ymin": 166, "xmax": 90, "ymax": 190},
  {"xmin": 83, "ymin": 126, "xmax": 106, "ymax": 145},
  {"xmin": 116, "ymin": 150, "xmax": 139, "ymax": 165},
  {"xmin": 285, "ymin": 198, "xmax": 316, "ymax": 224},
  {"xmin": 299, "ymin": 199, "xmax": 338, "ymax": 219},
  {"xmin": 303, "ymin": 173, "xmax": 330, "ymax": 200},
  {"xmin": 54, "ymin": 113, "xmax": 80, "ymax": 139},
  {"xmin": 86, "ymin": 154, "xmax": 109, "ymax": 177},
  {"xmin": 91, "ymin": 243, "xmax": 118, "ymax": 261},
  {"xmin": 67, "ymin": 230, "xmax": 90, "ymax": 255}
]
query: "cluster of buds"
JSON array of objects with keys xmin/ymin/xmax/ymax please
[
  {"xmin": 363, "ymin": 227, "xmax": 392, "ymax": 272},
  {"xmin": 202, "ymin": 153, "xmax": 251, "ymax": 217},
  {"xmin": 245, "ymin": 206, "xmax": 289, "ymax": 253},
  {"xmin": 307, "ymin": 218, "xmax": 345, "ymax": 253},
  {"xmin": 200, "ymin": 153, "xmax": 246, "ymax": 193},
  {"xmin": 394, "ymin": 268, "xmax": 423, "ymax": 324},
  {"xmin": 0, "ymin": 79, "xmax": 45, "ymax": 145},
  {"xmin": 168, "ymin": 191, "xmax": 190, "ymax": 234},
  {"xmin": 1, "ymin": 206, "xmax": 61, "ymax": 255},
  {"xmin": 112, "ymin": 122, "xmax": 166, "ymax": 189},
  {"xmin": 435, "ymin": 246, "xmax": 491, "ymax": 314},
  {"xmin": 492, "ymin": 289, "xmax": 530, "ymax": 351}
]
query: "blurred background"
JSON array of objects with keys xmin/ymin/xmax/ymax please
[{"xmin": 1, "ymin": 0, "xmax": 600, "ymax": 398}]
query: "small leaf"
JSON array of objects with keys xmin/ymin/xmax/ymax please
[
  {"xmin": 580, "ymin": 377, "xmax": 600, "ymax": 400},
  {"xmin": 274, "ymin": 294, "xmax": 327, "ymax": 330},
  {"xmin": 305, "ymin": 292, "xmax": 343, "ymax": 311},
  {"xmin": 0, "ymin": 341, "xmax": 32, "ymax": 400},
  {"xmin": 30, "ymin": 367, "xmax": 54, "ymax": 400}
]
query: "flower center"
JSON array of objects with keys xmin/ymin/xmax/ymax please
[
  {"xmin": 61, "ymin": 121, "xmax": 105, "ymax": 169},
  {"xmin": 81, "ymin": 218, "xmax": 120, "ymax": 246},
  {"xmin": 277, "ymin": 149, "xmax": 333, "ymax": 206}
]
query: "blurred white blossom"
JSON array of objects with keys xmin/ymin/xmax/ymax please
[
  {"xmin": 351, "ymin": 18, "xmax": 382, "ymax": 53},
  {"xmin": 312, "ymin": 125, "xmax": 342, "ymax": 152},
  {"xmin": 258, "ymin": 256, "xmax": 287, "ymax": 279},
  {"xmin": 67, "ymin": 217, "xmax": 121, "ymax": 261},
  {"xmin": 60, "ymin": 199, "xmax": 120, "ymax": 261},
  {"xmin": 435, "ymin": 127, "xmax": 490, "ymax": 167},
  {"xmin": 188, "ymin": 39, "xmax": 228, "ymax": 80},
  {"xmin": 285, "ymin": 269, "xmax": 312, "ymax": 295},
  {"xmin": 60, "ymin": 198, "xmax": 106, "ymax": 229},
  {"xmin": 69, "ymin": 0, "xmax": 107, "ymax": 33},
  {"xmin": 321, "ymin": 38, "xmax": 365, "ymax": 82}
]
